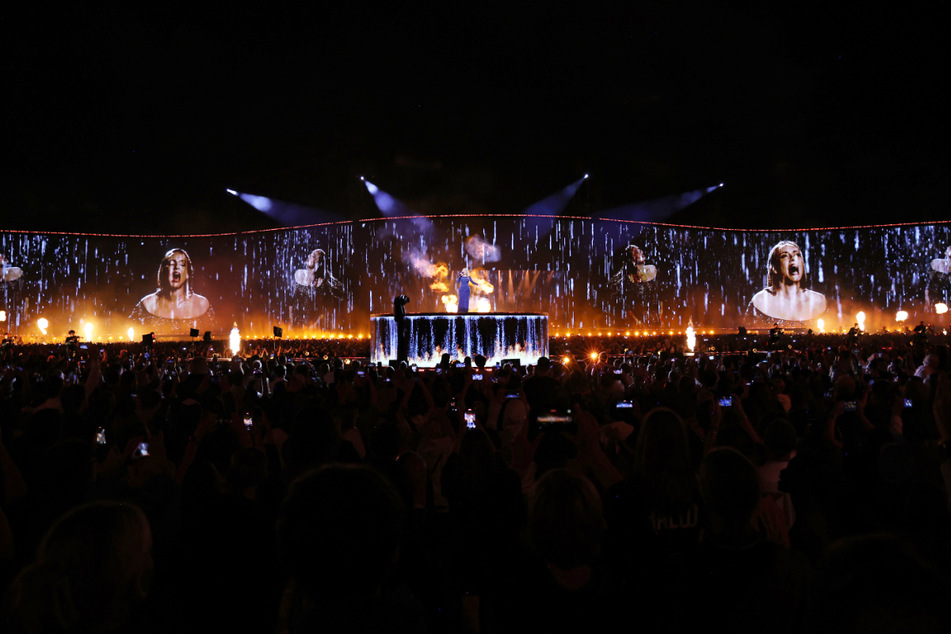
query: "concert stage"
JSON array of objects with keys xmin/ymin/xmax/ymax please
[{"xmin": 370, "ymin": 312, "xmax": 548, "ymax": 366}]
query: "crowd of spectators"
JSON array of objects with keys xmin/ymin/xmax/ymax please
[{"xmin": 1, "ymin": 330, "xmax": 951, "ymax": 632}]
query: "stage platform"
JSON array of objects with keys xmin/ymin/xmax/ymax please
[{"xmin": 370, "ymin": 312, "xmax": 548, "ymax": 366}]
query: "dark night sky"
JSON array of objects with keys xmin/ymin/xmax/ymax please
[{"xmin": 2, "ymin": 2, "xmax": 949, "ymax": 234}]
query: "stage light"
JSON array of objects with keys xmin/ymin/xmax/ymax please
[
  {"xmin": 856, "ymin": 311, "xmax": 866, "ymax": 331},
  {"xmin": 817, "ymin": 319, "xmax": 825, "ymax": 333},
  {"xmin": 686, "ymin": 324, "xmax": 696, "ymax": 353},
  {"xmin": 583, "ymin": 173, "xmax": 589, "ymax": 179},
  {"xmin": 359, "ymin": 176, "xmax": 365, "ymax": 181},
  {"xmin": 625, "ymin": 331, "xmax": 631, "ymax": 336},
  {"xmin": 229, "ymin": 324, "xmax": 241, "ymax": 356},
  {"xmin": 0, "ymin": 310, "xmax": 5, "ymax": 322},
  {"xmin": 83, "ymin": 322, "xmax": 94, "ymax": 341},
  {"xmin": 896, "ymin": 310, "xmax": 909, "ymax": 322},
  {"xmin": 563, "ymin": 356, "xmax": 571, "ymax": 365},
  {"xmin": 226, "ymin": 188, "xmax": 238, "ymax": 196},
  {"xmin": 937, "ymin": 303, "xmax": 948, "ymax": 315},
  {"xmin": 37, "ymin": 318, "xmax": 48, "ymax": 335},
  {"xmin": 523, "ymin": 176, "xmax": 588, "ymax": 215},
  {"xmin": 589, "ymin": 352, "xmax": 598, "ymax": 361}
]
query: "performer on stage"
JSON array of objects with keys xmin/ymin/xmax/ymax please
[
  {"xmin": 748, "ymin": 240, "xmax": 826, "ymax": 325},
  {"xmin": 130, "ymin": 248, "xmax": 215, "ymax": 331},
  {"xmin": 394, "ymin": 295, "xmax": 410, "ymax": 363},
  {"xmin": 457, "ymin": 268, "xmax": 472, "ymax": 314}
]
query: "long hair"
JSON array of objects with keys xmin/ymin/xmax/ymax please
[
  {"xmin": 765, "ymin": 240, "xmax": 805, "ymax": 290},
  {"xmin": 307, "ymin": 248, "xmax": 326, "ymax": 274},
  {"xmin": 8, "ymin": 501, "xmax": 152, "ymax": 632},
  {"xmin": 156, "ymin": 248, "xmax": 194, "ymax": 296},
  {"xmin": 632, "ymin": 407, "xmax": 696, "ymax": 513}
]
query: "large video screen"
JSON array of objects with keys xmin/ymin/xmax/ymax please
[{"xmin": 1, "ymin": 216, "xmax": 949, "ymax": 339}]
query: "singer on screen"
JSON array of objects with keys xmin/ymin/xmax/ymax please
[{"xmin": 748, "ymin": 240, "xmax": 825, "ymax": 323}]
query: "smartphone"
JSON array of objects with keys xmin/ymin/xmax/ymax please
[
  {"xmin": 96, "ymin": 428, "xmax": 107, "ymax": 445},
  {"xmin": 614, "ymin": 369, "xmax": 623, "ymax": 374},
  {"xmin": 243, "ymin": 414, "xmax": 253, "ymax": 430},
  {"xmin": 455, "ymin": 361, "xmax": 465, "ymax": 368},
  {"xmin": 465, "ymin": 409, "xmax": 476, "ymax": 429},
  {"xmin": 843, "ymin": 401, "xmax": 857, "ymax": 412},
  {"xmin": 356, "ymin": 370, "xmax": 365, "ymax": 377},
  {"xmin": 472, "ymin": 373, "xmax": 483, "ymax": 381},
  {"xmin": 410, "ymin": 364, "xmax": 418, "ymax": 372},
  {"xmin": 617, "ymin": 400, "xmax": 634, "ymax": 409},
  {"xmin": 719, "ymin": 396, "xmax": 733, "ymax": 407},
  {"xmin": 904, "ymin": 398, "xmax": 913, "ymax": 408},
  {"xmin": 534, "ymin": 409, "xmax": 576, "ymax": 434},
  {"xmin": 436, "ymin": 367, "xmax": 443, "ymax": 374},
  {"xmin": 505, "ymin": 391, "xmax": 521, "ymax": 399},
  {"xmin": 135, "ymin": 442, "xmax": 149, "ymax": 458}
]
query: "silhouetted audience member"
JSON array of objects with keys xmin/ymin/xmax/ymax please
[
  {"xmin": 275, "ymin": 464, "xmax": 425, "ymax": 633},
  {"xmin": 6, "ymin": 501, "xmax": 153, "ymax": 633}
]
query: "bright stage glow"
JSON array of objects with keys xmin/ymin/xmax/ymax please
[
  {"xmin": 563, "ymin": 356, "xmax": 571, "ymax": 365},
  {"xmin": 896, "ymin": 310, "xmax": 909, "ymax": 322},
  {"xmin": 229, "ymin": 324, "xmax": 241, "ymax": 355},
  {"xmin": 226, "ymin": 189, "xmax": 238, "ymax": 196},
  {"xmin": 685, "ymin": 323, "xmax": 696, "ymax": 353},
  {"xmin": 127, "ymin": 327, "xmax": 135, "ymax": 342},
  {"xmin": 589, "ymin": 352, "xmax": 598, "ymax": 361},
  {"xmin": 37, "ymin": 318, "xmax": 48, "ymax": 335},
  {"xmin": 83, "ymin": 322, "xmax": 94, "ymax": 340},
  {"xmin": 856, "ymin": 311, "xmax": 866, "ymax": 331},
  {"xmin": 0, "ymin": 310, "xmax": 5, "ymax": 322},
  {"xmin": 817, "ymin": 318, "xmax": 825, "ymax": 333},
  {"xmin": 937, "ymin": 303, "xmax": 949, "ymax": 315}
]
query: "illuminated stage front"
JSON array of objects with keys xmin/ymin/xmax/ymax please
[{"xmin": 371, "ymin": 312, "xmax": 548, "ymax": 366}]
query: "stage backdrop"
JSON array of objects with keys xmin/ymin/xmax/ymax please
[{"xmin": 1, "ymin": 216, "xmax": 949, "ymax": 338}]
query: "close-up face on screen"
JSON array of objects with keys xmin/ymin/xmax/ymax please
[{"xmin": 1, "ymin": 217, "xmax": 947, "ymax": 339}]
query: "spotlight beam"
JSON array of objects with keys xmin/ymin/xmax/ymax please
[{"xmin": 521, "ymin": 175, "xmax": 588, "ymax": 216}]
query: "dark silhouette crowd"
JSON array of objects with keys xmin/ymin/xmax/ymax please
[{"xmin": 1, "ymin": 333, "xmax": 951, "ymax": 632}]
